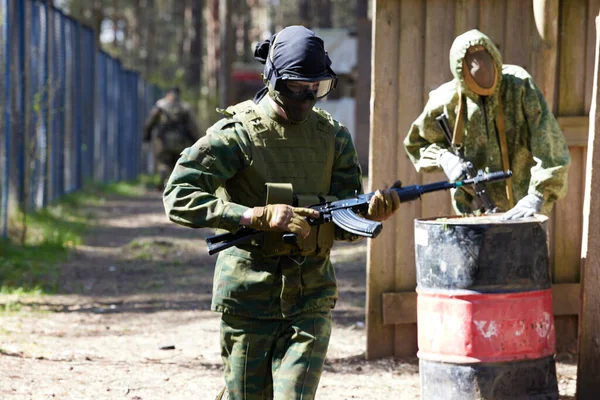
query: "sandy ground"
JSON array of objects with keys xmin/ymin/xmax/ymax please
[{"xmin": 0, "ymin": 191, "xmax": 577, "ymax": 399}]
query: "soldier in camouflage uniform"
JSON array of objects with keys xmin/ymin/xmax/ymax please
[
  {"xmin": 404, "ymin": 29, "xmax": 570, "ymax": 218},
  {"xmin": 144, "ymin": 87, "xmax": 201, "ymax": 190},
  {"xmin": 163, "ymin": 26, "xmax": 401, "ymax": 399}
]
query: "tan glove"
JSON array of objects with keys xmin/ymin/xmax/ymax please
[
  {"xmin": 367, "ymin": 181, "xmax": 402, "ymax": 222},
  {"xmin": 249, "ymin": 204, "xmax": 320, "ymax": 238}
]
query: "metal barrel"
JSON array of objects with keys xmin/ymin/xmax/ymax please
[{"xmin": 414, "ymin": 214, "xmax": 558, "ymax": 400}]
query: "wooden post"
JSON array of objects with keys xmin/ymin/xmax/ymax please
[
  {"xmin": 391, "ymin": 0, "xmax": 426, "ymax": 358},
  {"xmin": 366, "ymin": 0, "xmax": 400, "ymax": 360},
  {"xmin": 585, "ymin": 0, "xmax": 600, "ymax": 114},
  {"xmin": 420, "ymin": 0, "xmax": 455, "ymax": 218},
  {"xmin": 576, "ymin": 12, "xmax": 600, "ymax": 399}
]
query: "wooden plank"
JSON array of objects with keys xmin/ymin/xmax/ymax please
[
  {"xmin": 383, "ymin": 292, "xmax": 418, "ymax": 325},
  {"xmin": 355, "ymin": 12, "xmax": 372, "ymax": 173},
  {"xmin": 393, "ymin": 0, "xmax": 426, "ymax": 358},
  {"xmin": 531, "ymin": 0, "xmax": 559, "ymax": 112},
  {"xmin": 577, "ymin": 13, "xmax": 600, "ymax": 396},
  {"xmin": 420, "ymin": 0, "xmax": 455, "ymax": 218},
  {"xmin": 478, "ymin": 0, "xmax": 506, "ymax": 54},
  {"xmin": 555, "ymin": 1, "xmax": 586, "ymax": 278},
  {"xmin": 529, "ymin": 0, "xmax": 561, "ymax": 278},
  {"xmin": 455, "ymin": 0, "xmax": 479, "ymax": 37},
  {"xmin": 558, "ymin": 116, "xmax": 590, "ymax": 146},
  {"xmin": 366, "ymin": 0, "xmax": 401, "ymax": 361},
  {"xmin": 586, "ymin": 0, "xmax": 600, "ymax": 114},
  {"xmin": 554, "ymin": 0, "xmax": 587, "ymax": 353},
  {"xmin": 382, "ymin": 283, "xmax": 581, "ymax": 326},
  {"xmin": 503, "ymin": 0, "xmax": 533, "ymax": 70},
  {"xmin": 558, "ymin": 0, "xmax": 588, "ymax": 117},
  {"xmin": 552, "ymin": 283, "xmax": 582, "ymax": 316}
]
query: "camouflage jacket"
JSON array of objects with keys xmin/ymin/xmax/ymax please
[
  {"xmin": 143, "ymin": 97, "xmax": 202, "ymax": 147},
  {"xmin": 163, "ymin": 97, "xmax": 364, "ymax": 318},
  {"xmin": 403, "ymin": 29, "xmax": 570, "ymax": 214}
]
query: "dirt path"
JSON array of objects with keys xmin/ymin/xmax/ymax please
[{"xmin": 0, "ymin": 191, "xmax": 577, "ymax": 399}]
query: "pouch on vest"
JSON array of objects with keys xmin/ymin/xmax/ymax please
[
  {"xmin": 295, "ymin": 195, "xmax": 337, "ymax": 257},
  {"xmin": 262, "ymin": 183, "xmax": 295, "ymax": 256}
]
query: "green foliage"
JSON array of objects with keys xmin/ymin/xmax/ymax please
[
  {"xmin": 0, "ymin": 192, "xmax": 90, "ymax": 293},
  {"xmin": 0, "ymin": 175, "xmax": 156, "ymax": 295}
]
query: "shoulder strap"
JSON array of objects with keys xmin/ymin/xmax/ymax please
[
  {"xmin": 452, "ymin": 90, "xmax": 465, "ymax": 147},
  {"xmin": 495, "ymin": 97, "xmax": 515, "ymax": 207},
  {"xmin": 223, "ymin": 101, "xmax": 269, "ymax": 138}
]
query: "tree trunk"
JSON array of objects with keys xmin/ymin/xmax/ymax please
[
  {"xmin": 145, "ymin": 0, "xmax": 156, "ymax": 73},
  {"xmin": 299, "ymin": 0, "xmax": 311, "ymax": 27},
  {"xmin": 131, "ymin": 0, "xmax": 142, "ymax": 69},
  {"xmin": 112, "ymin": 0, "xmax": 120, "ymax": 50},
  {"xmin": 187, "ymin": 0, "xmax": 204, "ymax": 87},
  {"xmin": 173, "ymin": 0, "xmax": 187, "ymax": 65},
  {"xmin": 92, "ymin": 0, "xmax": 105, "ymax": 47},
  {"xmin": 243, "ymin": 1, "xmax": 252, "ymax": 61},
  {"xmin": 207, "ymin": 0, "xmax": 220, "ymax": 92},
  {"xmin": 319, "ymin": 0, "xmax": 332, "ymax": 28},
  {"xmin": 219, "ymin": 0, "xmax": 233, "ymax": 108}
]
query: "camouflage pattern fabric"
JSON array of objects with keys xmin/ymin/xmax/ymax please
[
  {"xmin": 163, "ymin": 96, "xmax": 362, "ymax": 397},
  {"xmin": 220, "ymin": 311, "xmax": 332, "ymax": 400},
  {"xmin": 144, "ymin": 97, "xmax": 202, "ymax": 187},
  {"xmin": 163, "ymin": 98, "xmax": 363, "ymax": 318},
  {"xmin": 403, "ymin": 29, "xmax": 570, "ymax": 215}
]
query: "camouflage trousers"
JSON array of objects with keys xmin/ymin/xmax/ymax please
[
  {"xmin": 155, "ymin": 150, "xmax": 180, "ymax": 189},
  {"xmin": 220, "ymin": 311, "xmax": 332, "ymax": 400}
]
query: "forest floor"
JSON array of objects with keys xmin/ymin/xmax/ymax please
[{"xmin": 0, "ymin": 189, "xmax": 577, "ymax": 399}]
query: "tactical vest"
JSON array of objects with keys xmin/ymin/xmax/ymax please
[
  {"xmin": 219, "ymin": 99, "xmax": 338, "ymax": 256},
  {"xmin": 156, "ymin": 101, "xmax": 193, "ymax": 152}
]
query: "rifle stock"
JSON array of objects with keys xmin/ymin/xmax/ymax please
[{"xmin": 205, "ymin": 170, "xmax": 512, "ymax": 255}]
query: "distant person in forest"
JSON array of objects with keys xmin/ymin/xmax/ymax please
[
  {"xmin": 143, "ymin": 87, "xmax": 202, "ymax": 190},
  {"xmin": 162, "ymin": 26, "xmax": 401, "ymax": 400},
  {"xmin": 403, "ymin": 29, "xmax": 570, "ymax": 219}
]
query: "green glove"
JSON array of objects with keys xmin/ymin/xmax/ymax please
[
  {"xmin": 367, "ymin": 181, "xmax": 402, "ymax": 221},
  {"xmin": 249, "ymin": 204, "xmax": 320, "ymax": 238}
]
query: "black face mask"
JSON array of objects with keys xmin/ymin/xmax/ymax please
[
  {"xmin": 253, "ymin": 26, "xmax": 338, "ymax": 106},
  {"xmin": 270, "ymin": 88, "xmax": 317, "ymax": 124}
]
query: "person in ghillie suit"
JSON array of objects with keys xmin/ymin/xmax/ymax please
[
  {"xmin": 162, "ymin": 26, "xmax": 401, "ymax": 399},
  {"xmin": 403, "ymin": 29, "xmax": 570, "ymax": 219},
  {"xmin": 144, "ymin": 87, "xmax": 202, "ymax": 190}
]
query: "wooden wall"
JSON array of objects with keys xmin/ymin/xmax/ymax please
[{"xmin": 367, "ymin": 0, "xmax": 598, "ymax": 359}]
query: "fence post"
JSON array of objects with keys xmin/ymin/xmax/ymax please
[
  {"xmin": 1, "ymin": 0, "xmax": 11, "ymax": 238},
  {"xmin": 17, "ymin": 0, "xmax": 26, "ymax": 205}
]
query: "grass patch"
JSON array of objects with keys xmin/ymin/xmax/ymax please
[
  {"xmin": 127, "ymin": 238, "xmax": 174, "ymax": 261},
  {"xmin": 0, "ymin": 174, "xmax": 158, "ymax": 296}
]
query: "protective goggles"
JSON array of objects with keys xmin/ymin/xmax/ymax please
[
  {"xmin": 264, "ymin": 33, "xmax": 338, "ymax": 100},
  {"xmin": 274, "ymin": 76, "xmax": 337, "ymax": 100}
]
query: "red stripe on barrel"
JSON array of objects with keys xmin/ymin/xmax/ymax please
[{"xmin": 417, "ymin": 289, "xmax": 555, "ymax": 364}]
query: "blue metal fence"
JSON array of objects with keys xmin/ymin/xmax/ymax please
[{"xmin": 0, "ymin": 0, "xmax": 159, "ymax": 238}]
